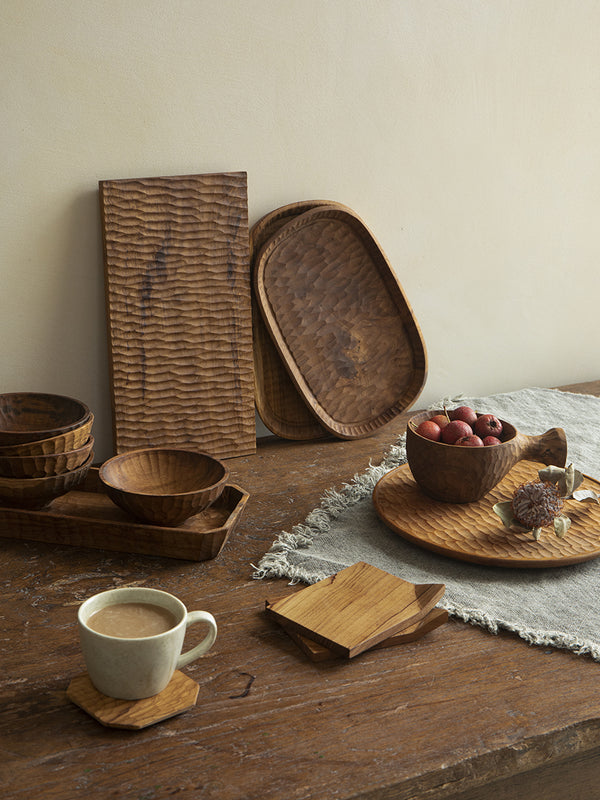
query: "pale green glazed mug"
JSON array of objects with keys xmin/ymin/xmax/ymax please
[{"xmin": 78, "ymin": 586, "xmax": 217, "ymax": 700}]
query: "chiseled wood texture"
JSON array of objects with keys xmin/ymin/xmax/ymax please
[
  {"xmin": 253, "ymin": 205, "xmax": 427, "ymax": 439},
  {"xmin": 406, "ymin": 409, "xmax": 567, "ymax": 503},
  {"xmin": 0, "ymin": 468, "xmax": 249, "ymax": 561},
  {"xmin": 250, "ymin": 200, "xmax": 346, "ymax": 440},
  {"xmin": 0, "ymin": 451, "xmax": 93, "ymax": 509},
  {"xmin": 0, "ymin": 435, "xmax": 94, "ymax": 478},
  {"xmin": 0, "ymin": 414, "xmax": 93, "ymax": 456},
  {"xmin": 265, "ymin": 562, "xmax": 445, "ymax": 658},
  {"xmin": 2, "ymin": 379, "xmax": 600, "ymax": 800},
  {"xmin": 373, "ymin": 460, "xmax": 600, "ymax": 567},
  {"xmin": 100, "ymin": 172, "xmax": 256, "ymax": 460},
  {"xmin": 99, "ymin": 447, "xmax": 229, "ymax": 527},
  {"xmin": 0, "ymin": 392, "xmax": 90, "ymax": 445}
]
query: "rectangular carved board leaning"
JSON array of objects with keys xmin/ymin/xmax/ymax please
[{"xmin": 100, "ymin": 171, "xmax": 256, "ymax": 460}]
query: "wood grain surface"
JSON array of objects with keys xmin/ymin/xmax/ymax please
[
  {"xmin": 2, "ymin": 379, "xmax": 600, "ymax": 800},
  {"xmin": 267, "ymin": 604, "xmax": 449, "ymax": 662},
  {"xmin": 0, "ymin": 435, "xmax": 94, "ymax": 478},
  {"xmin": 265, "ymin": 562, "xmax": 445, "ymax": 657},
  {"xmin": 250, "ymin": 200, "xmax": 347, "ymax": 440},
  {"xmin": 100, "ymin": 172, "xmax": 255, "ymax": 460},
  {"xmin": 0, "ymin": 414, "xmax": 94, "ymax": 456},
  {"xmin": 0, "ymin": 468, "xmax": 249, "ymax": 561},
  {"xmin": 67, "ymin": 671, "xmax": 199, "ymax": 729},
  {"xmin": 253, "ymin": 205, "xmax": 427, "ymax": 438},
  {"xmin": 373, "ymin": 460, "xmax": 600, "ymax": 567}
]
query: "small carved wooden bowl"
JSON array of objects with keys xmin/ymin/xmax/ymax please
[
  {"xmin": 0, "ymin": 452, "xmax": 94, "ymax": 509},
  {"xmin": 99, "ymin": 448, "xmax": 230, "ymax": 527},
  {"xmin": 0, "ymin": 414, "xmax": 94, "ymax": 457},
  {"xmin": 406, "ymin": 410, "xmax": 567, "ymax": 503},
  {"xmin": 0, "ymin": 436, "xmax": 94, "ymax": 479},
  {"xmin": 0, "ymin": 393, "xmax": 91, "ymax": 446}
]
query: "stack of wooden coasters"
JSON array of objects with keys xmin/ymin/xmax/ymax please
[{"xmin": 265, "ymin": 561, "xmax": 447, "ymax": 662}]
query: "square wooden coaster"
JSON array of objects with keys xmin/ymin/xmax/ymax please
[
  {"xmin": 264, "ymin": 561, "xmax": 445, "ymax": 658},
  {"xmin": 268, "ymin": 603, "xmax": 448, "ymax": 661},
  {"xmin": 67, "ymin": 671, "xmax": 199, "ymax": 730}
]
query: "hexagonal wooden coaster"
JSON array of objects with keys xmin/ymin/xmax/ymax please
[{"xmin": 67, "ymin": 671, "xmax": 199, "ymax": 729}]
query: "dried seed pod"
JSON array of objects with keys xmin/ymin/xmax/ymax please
[{"xmin": 511, "ymin": 480, "xmax": 564, "ymax": 529}]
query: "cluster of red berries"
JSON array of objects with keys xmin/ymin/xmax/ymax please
[{"xmin": 415, "ymin": 406, "xmax": 504, "ymax": 447}]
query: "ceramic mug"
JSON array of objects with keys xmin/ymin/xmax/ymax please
[{"xmin": 77, "ymin": 586, "xmax": 217, "ymax": 700}]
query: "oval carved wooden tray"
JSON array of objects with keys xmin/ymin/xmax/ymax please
[
  {"xmin": 372, "ymin": 460, "xmax": 600, "ymax": 567},
  {"xmin": 253, "ymin": 205, "xmax": 427, "ymax": 439},
  {"xmin": 250, "ymin": 201, "xmax": 342, "ymax": 440}
]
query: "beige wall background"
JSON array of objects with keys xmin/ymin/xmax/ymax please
[{"xmin": 2, "ymin": 0, "xmax": 599, "ymax": 462}]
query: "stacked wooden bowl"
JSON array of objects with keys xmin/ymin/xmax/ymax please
[{"xmin": 0, "ymin": 392, "xmax": 94, "ymax": 508}]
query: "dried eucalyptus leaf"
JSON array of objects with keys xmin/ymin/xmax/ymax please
[
  {"xmin": 493, "ymin": 502, "xmax": 536, "ymax": 533},
  {"xmin": 538, "ymin": 464, "xmax": 583, "ymax": 497},
  {"xmin": 560, "ymin": 463, "xmax": 582, "ymax": 496},
  {"xmin": 553, "ymin": 515, "xmax": 571, "ymax": 538},
  {"xmin": 493, "ymin": 501, "xmax": 516, "ymax": 529},
  {"xmin": 572, "ymin": 469, "xmax": 584, "ymax": 492},
  {"xmin": 572, "ymin": 488, "xmax": 600, "ymax": 503},
  {"xmin": 538, "ymin": 465, "xmax": 566, "ymax": 484},
  {"xmin": 562, "ymin": 463, "xmax": 576, "ymax": 496}
]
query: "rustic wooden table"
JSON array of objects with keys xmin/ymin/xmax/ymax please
[{"xmin": 2, "ymin": 380, "xmax": 600, "ymax": 800}]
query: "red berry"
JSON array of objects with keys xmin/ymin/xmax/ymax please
[
  {"xmin": 483, "ymin": 436, "xmax": 502, "ymax": 446},
  {"xmin": 416, "ymin": 420, "xmax": 442, "ymax": 441},
  {"xmin": 474, "ymin": 414, "xmax": 503, "ymax": 438},
  {"xmin": 441, "ymin": 420, "xmax": 473, "ymax": 444},
  {"xmin": 430, "ymin": 413, "xmax": 450, "ymax": 429},
  {"xmin": 448, "ymin": 406, "xmax": 478, "ymax": 427},
  {"xmin": 455, "ymin": 434, "xmax": 484, "ymax": 447}
]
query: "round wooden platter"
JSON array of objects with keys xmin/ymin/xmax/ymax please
[{"xmin": 372, "ymin": 460, "xmax": 600, "ymax": 568}]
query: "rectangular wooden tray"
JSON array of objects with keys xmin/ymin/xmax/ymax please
[{"xmin": 0, "ymin": 468, "xmax": 249, "ymax": 561}]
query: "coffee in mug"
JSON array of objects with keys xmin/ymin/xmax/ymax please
[
  {"xmin": 78, "ymin": 587, "xmax": 217, "ymax": 700},
  {"xmin": 87, "ymin": 602, "xmax": 178, "ymax": 638}
]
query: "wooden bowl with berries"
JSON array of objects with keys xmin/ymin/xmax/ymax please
[{"xmin": 406, "ymin": 405, "xmax": 568, "ymax": 503}]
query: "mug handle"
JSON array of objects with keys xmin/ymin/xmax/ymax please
[{"xmin": 176, "ymin": 610, "xmax": 217, "ymax": 669}]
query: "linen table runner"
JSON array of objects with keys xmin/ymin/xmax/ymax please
[{"xmin": 253, "ymin": 387, "xmax": 600, "ymax": 661}]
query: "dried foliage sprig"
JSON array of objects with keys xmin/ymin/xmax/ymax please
[{"xmin": 493, "ymin": 463, "xmax": 599, "ymax": 541}]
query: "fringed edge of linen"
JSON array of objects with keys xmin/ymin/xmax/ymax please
[
  {"xmin": 251, "ymin": 436, "xmax": 408, "ymax": 583},
  {"xmin": 441, "ymin": 598, "xmax": 600, "ymax": 663},
  {"xmin": 251, "ymin": 387, "xmax": 600, "ymax": 662}
]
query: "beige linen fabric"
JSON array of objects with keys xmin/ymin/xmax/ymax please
[{"xmin": 254, "ymin": 388, "xmax": 600, "ymax": 660}]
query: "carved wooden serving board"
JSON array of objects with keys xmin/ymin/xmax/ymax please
[
  {"xmin": 100, "ymin": 171, "xmax": 255, "ymax": 460},
  {"xmin": 264, "ymin": 561, "xmax": 445, "ymax": 658},
  {"xmin": 250, "ymin": 200, "xmax": 350, "ymax": 440},
  {"xmin": 373, "ymin": 460, "xmax": 600, "ymax": 567},
  {"xmin": 253, "ymin": 205, "xmax": 427, "ymax": 439}
]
